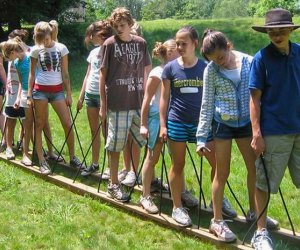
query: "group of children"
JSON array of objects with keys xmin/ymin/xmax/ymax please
[{"xmin": 1, "ymin": 7, "xmax": 300, "ymax": 250}]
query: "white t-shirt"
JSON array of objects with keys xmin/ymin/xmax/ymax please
[
  {"xmin": 30, "ymin": 42, "xmax": 69, "ymax": 85},
  {"xmin": 148, "ymin": 65, "xmax": 163, "ymax": 109},
  {"xmin": 85, "ymin": 46, "xmax": 101, "ymax": 95},
  {"xmin": 5, "ymin": 61, "xmax": 20, "ymax": 106}
]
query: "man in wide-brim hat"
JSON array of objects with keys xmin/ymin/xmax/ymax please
[{"xmin": 249, "ymin": 8, "xmax": 300, "ymax": 250}]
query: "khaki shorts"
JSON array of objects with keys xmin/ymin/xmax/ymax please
[
  {"xmin": 105, "ymin": 110, "xmax": 146, "ymax": 152},
  {"xmin": 256, "ymin": 134, "xmax": 300, "ymax": 193}
]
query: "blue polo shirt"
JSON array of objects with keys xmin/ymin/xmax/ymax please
[{"xmin": 249, "ymin": 42, "xmax": 300, "ymax": 136}]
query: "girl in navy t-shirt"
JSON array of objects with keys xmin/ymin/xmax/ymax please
[{"xmin": 160, "ymin": 25, "xmax": 216, "ymax": 227}]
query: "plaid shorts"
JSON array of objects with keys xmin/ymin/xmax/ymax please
[{"xmin": 105, "ymin": 110, "xmax": 146, "ymax": 152}]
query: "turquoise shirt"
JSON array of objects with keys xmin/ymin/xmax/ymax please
[{"xmin": 14, "ymin": 53, "xmax": 30, "ymax": 91}]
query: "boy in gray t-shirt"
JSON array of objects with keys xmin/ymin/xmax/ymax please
[{"xmin": 99, "ymin": 7, "xmax": 151, "ymax": 201}]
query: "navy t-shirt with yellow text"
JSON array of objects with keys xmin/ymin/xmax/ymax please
[{"xmin": 162, "ymin": 58, "xmax": 206, "ymax": 124}]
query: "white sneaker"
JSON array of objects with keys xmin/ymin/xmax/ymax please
[
  {"xmin": 5, "ymin": 148, "xmax": 15, "ymax": 160},
  {"xmin": 121, "ymin": 171, "xmax": 136, "ymax": 187},
  {"xmin": 118, "ymin": 169, "xmax": 128, "ymax": 182},
  {"xmin": 209, "ymin": 219, "xmax": 236, "ymax": 242},
  {"xmin": 251, "ymin": 228, "xmax": 273, "ymax": 250},
  {"xmin": 101, "ymin": 168, "xmax": 110, "ymax": 180},
  {"xmin": 140, "ymin": 195, "xmax": 159, "ymax": 214},
  {"xmin": 172, "ymin": 207, "xmax": 192, "ymax": 227}
]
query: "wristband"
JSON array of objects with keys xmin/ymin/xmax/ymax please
[{"xmin": 26, "ymin": 96, "xmax": 32, "ymax": 100}]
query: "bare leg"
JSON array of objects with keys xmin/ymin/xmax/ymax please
[
  {"xmin": 212, "ymin": 139, "xmax": 231, "ymax": 220},
  {"xmin": 168, "ymin": 140, "xmax": 186, "ymax": 209},
  {"xmin": 6, "ymin": 118, "xmax": 17, "ymax": 150},
  {"xmin": 23, "ymin": 107, "xmax": 33, "ymax": 159},
  {"xmin": 255, "ymin": 187, "xmax": 268, "ymax": 230},
  {"xmin": 33, "ymin": 100, "xmax": 48, "ymax": 163},
  {"xmin": 109, "ymin": 151, "xmax": 120, "ymax": 184},
  {"xmin": 51, "ymin": 100, "xmax": 75, "ymax": 160},
  {"xmin": 236, "ymin": 137, "xmax": 256, "ymax": 212},
  {"xmin": 142, "ymin": 141, "xmax": 163, "ymax": 197},
  {"xmin": 87, "ymin": 107, "xmax": 101, "ymax": 164}
]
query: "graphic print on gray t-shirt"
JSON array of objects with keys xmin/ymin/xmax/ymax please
[{"xmin": 101, "ymin": 35, "xmax": 151, "ymax": 111}]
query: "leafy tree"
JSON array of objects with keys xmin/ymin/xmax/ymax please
[
  {"xmin": 250, "ymin": 0, "xmax": 297, "ymax": 16},
  {"xmin": 212, "ymin": 0, "xmax": 250, "ymax": 18},
  {"xmin": 0, "ymin": 0, "xmax": 81, "ymax": 39},
  {"xmin": 180, "ymin": 0, "xmax": 218, "ymax": 19}
]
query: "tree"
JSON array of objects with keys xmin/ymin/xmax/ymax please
[
  {"xmin": 250, "ymin": 0, "xmax": 297, "ymax": 16},
  {"xmin": 212, "ymin": 0, "xmax": 250, "ymax": 18},
  {"xmin": 0, "ymin": 0, "xmax": 80, "ymax": 40}
]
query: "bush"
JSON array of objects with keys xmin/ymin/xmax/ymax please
[{"xmin": 58, "ymin": 23, "xmax": 89, "ymax": 59}]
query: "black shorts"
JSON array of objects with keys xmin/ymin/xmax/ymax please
[
  {"xmin": 212, "ymin": 120, "xmax": 252, "ymax": 140},
  {"xmin": 4, "ymin": 106, "xmax": 25, "ymax": 119}
]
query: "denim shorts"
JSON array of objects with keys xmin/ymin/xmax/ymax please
[
  {"xmin": 212, "ymin": 120, "xmax": 252, "ymax": 140},
  {"xmin": 85, "ymin": 93, "xmax": 100, "ymax": 108},
  {"xmin": 33, "ymin": 90, "xmax": 65, "ymax": 102},
  {"xmin": 256, "ymin": 134, "xmax": 300, "ymax": 193}
]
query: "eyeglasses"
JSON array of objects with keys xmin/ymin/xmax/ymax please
[
  {"xmin": 267, "ymin": 28, "xmax": 292, "ymax": 37},
  {"xmin": 95, "ymin": 32, "xmax": 109, "ymax": 39}
]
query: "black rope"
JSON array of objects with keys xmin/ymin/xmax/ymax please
[
  {"xmin": 186, "ymin": 145, "xmax": 207, "ymax": 206},
  {"xmin": 159, "ymin": 142, "xmax": 166, "ymax": 215},
  {"xmin": 127, "ymin": 139, "xmax": 148, "ymax": 201},
  {"xmin": 73, "ymin": 121, "xmax": 102, "ymax": 183},
  {"xmin": 197, "ymin": 156, "xmax": 203, "ymax": 229},
  {"xmin": 278, "ymin": 187, "xmax": 296, "ymax": 236},
  {"xmin": 161, "ymin": 143, "xmax": 171, "ymax": 198},
  {"xmin": 69, "ymin": 107, "xmax": 87, "ymax": 167},
  {"xmin": 52, "ymin": 108, "xmax": 79, "ymax": 173},
  {"xmin": 242, "ymin": 154, "xmax": 271, "ymax": 244},
  {"xmin": 226, "ymin": 180, "xmax": 247, "ymax": 217},
  {"xmin": 97, "ymin": 119, "xmax": 107, "ymax": 192}
]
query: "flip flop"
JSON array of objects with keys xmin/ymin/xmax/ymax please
[{"xmin": 21, "ymin": 157, "xmax": 32, "ymax": 166}]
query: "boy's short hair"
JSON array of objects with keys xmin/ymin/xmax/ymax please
[{"xmin": 109, "ymin": 7, "xmax": 134, "ymax": 27}]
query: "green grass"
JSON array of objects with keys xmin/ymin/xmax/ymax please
[
  {"xmin": 2, "ymin": 17, "xmax": 300, "ymax": 249},
  {"xmin": 0, "ymin": 162, "xmax": 217, "ymax": 250}
]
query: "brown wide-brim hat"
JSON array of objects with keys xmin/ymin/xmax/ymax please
[{"xmin": 252, "ymin": 8, "xmax": 300, "ymax": 33}]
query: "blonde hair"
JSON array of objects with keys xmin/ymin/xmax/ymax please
[
  {"xmin": 152, "ymin": 39, "xmax": 176, "ymax": 63},
  {"xmin": 33, "ymin": 20, "xmax": 59, "ymax": 45},
  {"xmin": 109, "ymin": 7, "xmax": 134, "ymax": 27},
  {"xmin": 84, "ymin": 20, "xmax": 113, "ymax": 47},
  {"xmin": 0, "ymin": 37, "xmax": 25, "ymax": 60}
]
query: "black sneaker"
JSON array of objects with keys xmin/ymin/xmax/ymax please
[
  {"xmin": 81, "ymin": 164, "xmax": 99, "ymax": 176},
  {"xmin": 70, "ymin": 156, "xmax": 84, "ymax": 169},
  {"xmin": 150, "ymin": 178, "xmax": 169, "ymax": 193}
]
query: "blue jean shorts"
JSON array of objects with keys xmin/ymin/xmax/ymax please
[
  {"xmin": 33, "ymin": 90, "xmax": 65, "ymax": 102},
  {"xmin": 85, "ymin": 93, "xmax": 100, "ymax": 108},
  {"xmin": 212, "ymin": 120, "xmax": 252, "ymax": 140}
]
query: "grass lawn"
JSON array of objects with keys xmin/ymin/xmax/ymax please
[
  {"xmin": 1, "ymin": 17, "xmax": 300, "ymax": 249},
  {"xmin": 0, "ymin": 161, "xmax": 216, "ymax": 250}
]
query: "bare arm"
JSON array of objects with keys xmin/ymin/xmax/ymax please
[
  {"xmin": 250, "ymin": 89, "xmax": 264, "ymax": 156},
  {"xmin": 61, "ymin": 54, "xmax": 72, "ymax": 106},
  {"xmin": 27, "ymin": 57, "xmax": 38, "ymax": 106},
  {"xmin": 140, "ymin": 76, "xmax": 161, "ymax": 138},
  {"xmin": 99, "ymin": 68, "xmax": 107, "ymax": 121},
  {"xmin": 159, "ymin": 79, "xmax": 170, "ymax": 141},
  {"xmin": 77, "ymin": 64, "xmax": 91, "ymax": 111},
  {"xmin": 0, "ymin": 56, "xmax": 6, "ymax": 88}
]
